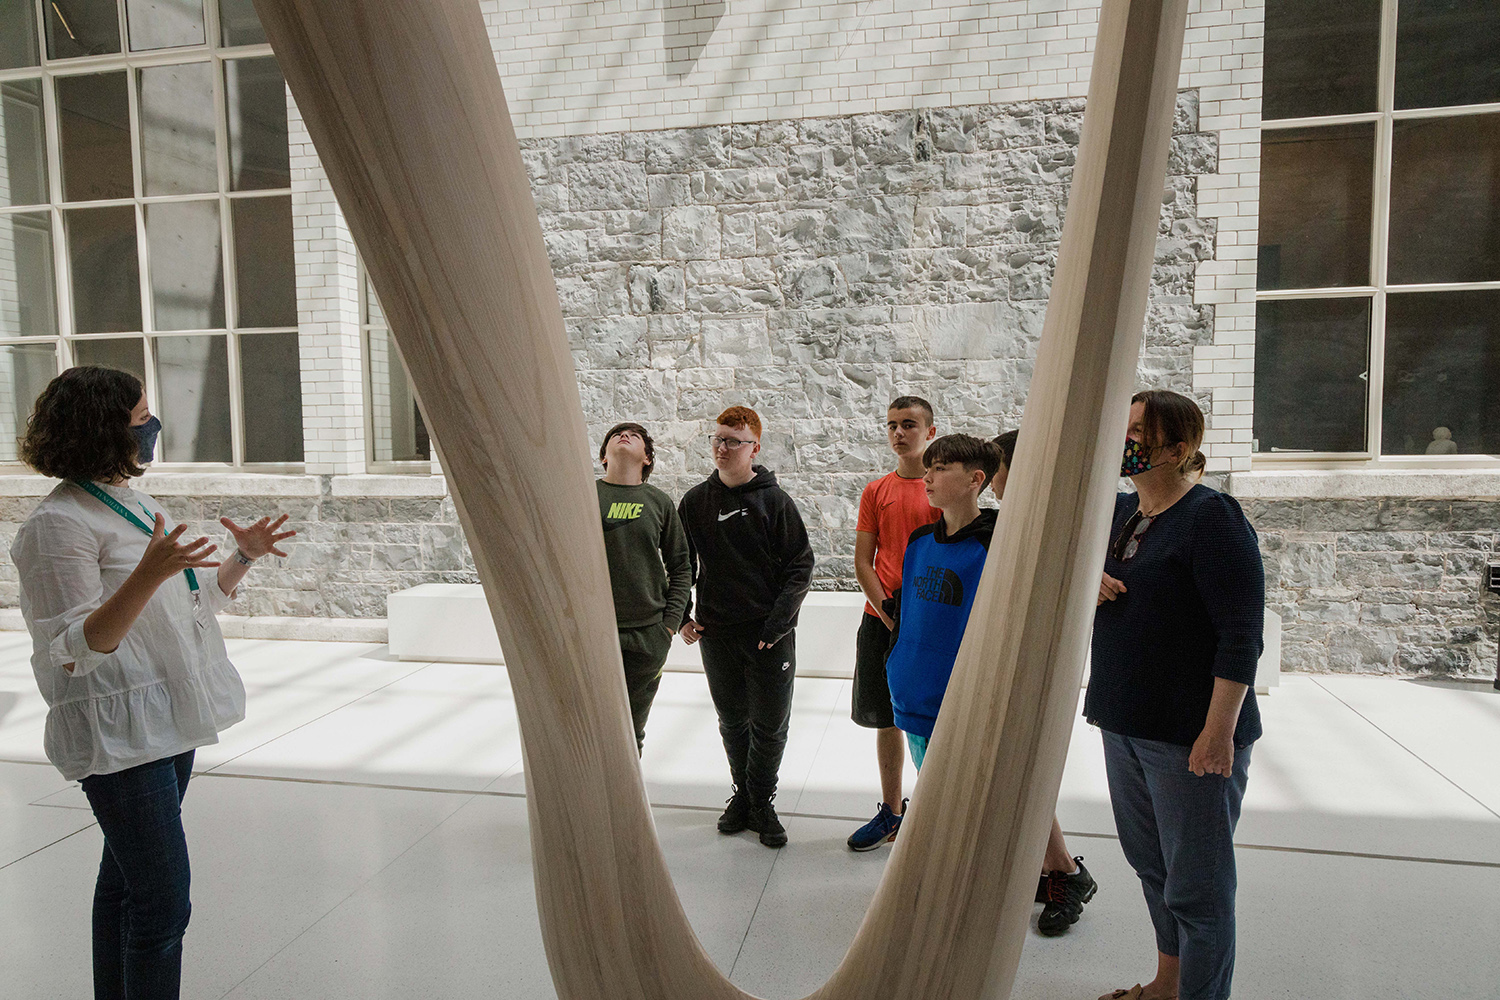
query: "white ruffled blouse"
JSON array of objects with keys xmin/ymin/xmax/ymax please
[{"xmin": 10, "ymin": 481, "xmax": 245, "ymax": 781}]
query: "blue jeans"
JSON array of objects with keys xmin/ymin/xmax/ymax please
[
  {"xmin": 80, "ymin": 751, "xmax": 195, "ymax": 1000},
  {"xmin": 1102, "ymin": 731, "xmax": 1251, "ymax": 1000}
]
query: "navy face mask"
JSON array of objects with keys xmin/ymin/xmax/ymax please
[{"xmin": 132, "ymin": 416, "xmax": 162, "ymax": 464}]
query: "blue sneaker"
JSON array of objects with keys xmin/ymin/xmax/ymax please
[{"xmin": 847, "ymin": 800, "xmax": 906, "ymax": 852}]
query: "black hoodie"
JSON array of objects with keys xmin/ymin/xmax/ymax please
[{"xmin": 678, "ymin": 466, "xmax": 815, "ymax": 646}]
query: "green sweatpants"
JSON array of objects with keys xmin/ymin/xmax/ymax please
[{"xmin": 619, "ymin": 623, "xmax": 674, "ymax": 753}]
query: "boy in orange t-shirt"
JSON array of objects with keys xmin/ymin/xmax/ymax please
[{"xmin": 846, "ymin": 395, "xmax": 940, "ymax": 851}]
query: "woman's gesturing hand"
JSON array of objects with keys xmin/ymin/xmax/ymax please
[
  {"xmin": 136, "ymin": 514, "xmax": 219, "ymax": 585},
  {"xmin": 1098, "ymin": 572, "xmax": 1127, "ymax": 606},
  {"xmin": 220, "ymin": 515, "xmax": 296, "ymax": 560}
]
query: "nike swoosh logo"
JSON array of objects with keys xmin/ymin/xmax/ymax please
[
  {"xmin": 781, "ymin": 662, "xmax": 791, "ymax": 671},
  {"xmin": 717, "ymin": 510, "xmax": 747, "ymax": 521}
]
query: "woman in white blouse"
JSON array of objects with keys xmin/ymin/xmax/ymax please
[{"xmin": 11, "ymin": 366, "xmax": 294, "ymax": 1000}]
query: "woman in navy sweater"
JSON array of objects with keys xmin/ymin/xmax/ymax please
[{"xmin": 1090, "ymin": 390, "xmax": 1264, "ymax": 1000}]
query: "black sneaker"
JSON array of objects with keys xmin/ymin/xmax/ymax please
[
  {"xmin": 1038, "ymin": 857, "xmax": 1096, "ymax": 936},
  {"xmin": 747, "ymin": 799, "xmax": 787, "ymax": 848},
  {"xmin": 717, "ymin": 789, "xmax": 750, "ymax": 834}
]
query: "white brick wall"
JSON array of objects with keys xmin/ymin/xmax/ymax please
[
  {"xmin": 288, "ymin": 92, "xmax": 367, "ymax": 475},
  {"xmin": 477, "ymin": 0, "xmax": 1265, "ymax": 473}
]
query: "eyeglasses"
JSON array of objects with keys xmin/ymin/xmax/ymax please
[
  {"xmin": 1111, "ymin": 510, "xmax": 1155, "ymax": 562},
  {"xmin": 709, "ymin": 435, "xmax": 755, "ymax": 450}
]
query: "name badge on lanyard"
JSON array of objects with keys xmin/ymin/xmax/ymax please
[{"xmin": 75, "ymin": 481, "xmax": 206, "ymax": 625}]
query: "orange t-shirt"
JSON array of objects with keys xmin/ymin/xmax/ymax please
[{"xmin": 856, "ymin": 471, "xmax": 941, "ymax": 616}]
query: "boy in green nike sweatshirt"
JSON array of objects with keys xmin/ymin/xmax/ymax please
[{"xmin": 596, "ymin": 422, "xmax": 693, "ymax": 753}]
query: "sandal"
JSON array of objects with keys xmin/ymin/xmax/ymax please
[{"xmin": 1098, "ymin": 989, "xmax": 1177, "ymax": 1000}]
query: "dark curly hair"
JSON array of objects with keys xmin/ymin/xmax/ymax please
[
  {"xmin": 20, "ymin": 367, "xmax": 146, "ymax": 483},
  {"xmin": 598, "ymin": 421, "xmax": 656, "ymax": 481}
]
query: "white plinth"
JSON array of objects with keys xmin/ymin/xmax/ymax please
[
  {"xmin": 387, "ymin": 584, "xmax": 868, "ymax": 678},
  {"xmin": 1257, "ymin": 607, "xmax": 1282, "ymax": 695},
  {"xmin": 386, "ymin": 584, "xmax": 1282, "ymax": 693}
]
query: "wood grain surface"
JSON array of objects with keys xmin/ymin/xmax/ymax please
[{"xmin": 251, "ymin": 1, "xmax": 1188, "ymax": 997}]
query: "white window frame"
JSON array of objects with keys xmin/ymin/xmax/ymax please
[
  {"xmin": 358, "ymin": 262, "xmax": 430, "ymax": 475},
  {"xmin": 0, "ymin": 0, "xmax": 302, "ymax": 473},
  {"xmin": 1255, "ymin": 0, "xmax": 1500, "ymax": 468}
]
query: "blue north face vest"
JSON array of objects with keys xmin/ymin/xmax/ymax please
[{"xmin": 884, "ymin": 510, "xmax": 995, "ymax": 739}]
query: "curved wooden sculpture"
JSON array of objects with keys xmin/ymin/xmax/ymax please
[{"xmin": 252, "ymin": 1, "xmax": 1188, "ymax": 996}]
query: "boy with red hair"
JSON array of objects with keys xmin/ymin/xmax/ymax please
[{"xmin": 678, "ymin": 406, "xmax": 814, "ymax": 848}]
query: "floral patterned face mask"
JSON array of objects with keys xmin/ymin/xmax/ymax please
[{"xmin": 1120, "ymin": 437, "xmax": 1153, "ymax": 477}]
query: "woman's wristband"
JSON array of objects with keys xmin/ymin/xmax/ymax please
[{"xmin": 232, "ymin": 550, "xmax": 257, "ymax": 567}]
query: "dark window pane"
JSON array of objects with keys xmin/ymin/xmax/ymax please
[
  {"xmin": 225, "ymin": 57, "xmax": 289, "ymax": 191},
  {"xmin": 46, "ymin": 0, "xmax": 122, "ymax": 59},
  {"xmin": 1395, "ymin": 0, "xmax": 1500, "ymax": 110},
  {"xmin": 126, "ymin": 0, "xmax": 204, "ymax": 51},
  {"xmin": 368, "ymin": 325, "xmax": 429, "ymax": 464},
  {"xmin": 0, "ymin": 0, "xmax": 41, "ymax": 71},
  {"xmin": 0, "ymin": 211, "xmax": 58, "ymax": 336},
  {"xmin": 0, "ymin": 343, "xmax": 58, "ymax": 462},
  {"xmin": 65, "ymin": 205, "xmax": 141, "ymax": 333},
  {"xmin": 1262, "ymin": 0, "xmax": 1381, "ymax": 121},
  {"xmin": 1388, "ymin": 114, "xmax": 1500, "ymax": 285},
  {"xmin": 240, "ymin": 332, "xmax": 302, "ymax": 462},
  {"xmin": 139, "ymin": 62, "xmax": 217, "ymax": 196},
  {"xmin": 218, "ymin": 0, "xmax": 266, "ymax": 46},
  {"xmin": 73, "ymin": 336, "xmax": 145, "ymax": 383},
  {"xmin": 1257, "ymin": 124, "xmax": 1374, "ymax": 290},
  {"xmin": 1382, "ymin": 291, "xmax": 1500, "ymax": 456},
  {"xmin": 147, "ymin": 201, "xmax": 223, "ymax": 330},
  {"xmin": 232, "ymin": 195, "xmax": 295, "ymax": 327},
  {"xmin": 154, "ymin": 334, "xmax": 230, "ymax": 461},
  {"xmin": 1, "ymin": 80, "xmax": 49, "ymax": 207},
  {"xmin": 1253, "ymin": 297, "xmax": 1370, "ymax": 453},
  {"xmin": 57, "ymin": 72, "xmax": 133, "ymax": 203}
]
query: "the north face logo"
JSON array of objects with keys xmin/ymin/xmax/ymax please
[{"xmin": 913, "ymin": 566, "xmax": 964, "ymax": 606}]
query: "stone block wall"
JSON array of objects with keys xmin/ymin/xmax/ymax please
[
  {"xmin": 1246, "ymin": 498, "xmax": 1500, "ymax": 676},
  {"xmin": 521, "ymin": 92, "xmax": 1217, "ymax": 583}
]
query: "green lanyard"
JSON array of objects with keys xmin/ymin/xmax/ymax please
[{"xmin": 75, "ymin": 481, "xmax": 200, "ymax": 597}]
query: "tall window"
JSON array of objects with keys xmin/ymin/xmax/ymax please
[
  {"xmin": 360, "ymin": 265, "xmax": 430, "ymax": 471},
  {"xmin": 1254, "ymin": 0, "xmax": 1500, "ymax": 460},
  {"xmin": 0, "ymin": 0, "xmax": 302, "ymax": 468}
]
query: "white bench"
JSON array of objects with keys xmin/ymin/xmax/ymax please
[
  {"xmin": 387, "ymin": 585, "xmax": 866, "ymax": 678},
  {"xmin": 386, "ymin": 584, "xmax": 1281, "ymax": 691}
]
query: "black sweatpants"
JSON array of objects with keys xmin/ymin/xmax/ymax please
[{"xmin": 698, "ymin": 620, "xmax": 796, "ymax": 802}]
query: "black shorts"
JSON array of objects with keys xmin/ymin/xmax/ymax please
[{"xmin": 851, "ymin": 611, "xmax": 897, "ymax": 729}]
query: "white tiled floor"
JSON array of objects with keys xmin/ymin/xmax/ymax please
[{"xmin": 2, "ymin": 636, "xmax": 1498, "ymax": 999}]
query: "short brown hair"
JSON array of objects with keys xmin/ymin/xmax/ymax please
[
  {"xmin": 598, "ymin": 422, "xmax": 656, "ymax": 480},
  {"xmin": 993, "ymin": 429, "xmax": 1018, "ymax": 469},
  {"xmin": 1132, "ymin": 389, "xmax": 1206, "ymax": 476},
  {"xmin": 888, "ymin": 395, "xmax": 935, "ymax": 425},
  {"xmin": 923, "ymin": 433, "xmax": 1002, "ymax": 491},
  {"xmin": 20, "ymin": 367, "xmax": 145, "ymax": 484},
  {"xmin": 716, "ymin": 405, "xmax": 762, "ymax": 438}
]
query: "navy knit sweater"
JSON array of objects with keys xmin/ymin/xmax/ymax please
[{"xmin": 1085, "ymin": 485, "xmax": 1265, "ymax": 748}]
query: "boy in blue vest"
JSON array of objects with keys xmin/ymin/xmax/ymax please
[
  {"xmin": 887, "ymin": 430, "xmax": 1097, "ymax": 936},
  {"xmin": 882, "ymin": 434, "xmax": 1000, "ymax": 770}
]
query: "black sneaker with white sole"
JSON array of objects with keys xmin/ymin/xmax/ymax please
[{"xmin": 1038, "ymin": 857, "xmax": 1097, "ymax": 936}]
